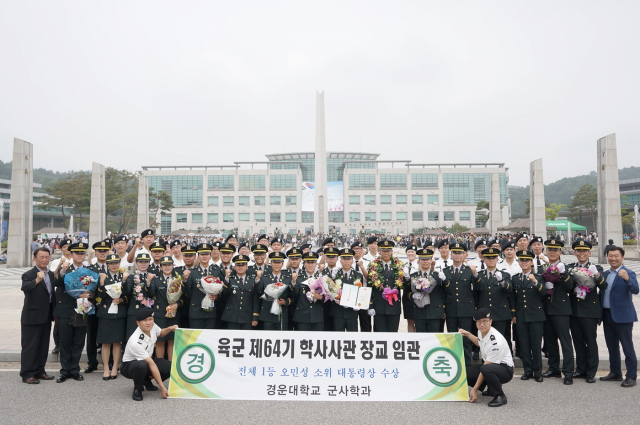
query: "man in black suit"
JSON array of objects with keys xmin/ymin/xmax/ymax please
[{"xmin": 20, "ymin": 248, "xmax": 56, "ymax": 384}]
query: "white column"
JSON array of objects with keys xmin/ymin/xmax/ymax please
[
  {"xmin": 89, "ymin": 162, "xmax": 106, "ymax": 245},
  {"xmin": 489, "ymin": 173, "xmax": 501, "ymax": 236},
  {"xmin": 314, "ymin": 91, "xmax": 328, "ymax": 234},
  {"xmin": 530, "ymin": 159, "xmax": 547, "ymax": 240},
  {"xmin": 137, "ymin": 173, "xmax": 149, "ymax": 233},
  {"xmin": 7, "ymin": 138, "xmax": 33, "ymax": 267},
  {"xmin": 597, "ymin": 134, "xmax": 623, "ymax": 262}
]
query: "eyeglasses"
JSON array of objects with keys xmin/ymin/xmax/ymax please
[{"xmin": 476, "ymin": 319, "xmax": 491, "ymax": 325}]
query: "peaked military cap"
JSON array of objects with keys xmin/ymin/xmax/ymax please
[
  {"xmin": 219, "ymin": 243, "xmax": 236, "ymax": 254},
  {"xmin": 93, "ymin": 240, "xmax": 112, "ymax": 251},
  {"xmin": 160, "ymin": 256, "xmax": 174, "ymax": 265},
  {"xmin": 196, "ymin": 243, "xmax": 212, "ymax": 253},
  {"xmin": 149, "ymin": 241, "xmax": 165, "ymax": 252},
  {"xmin": 481, "ymin": 247, "xmax": 500, "ymax": 257},
  {"xmin": 323, "ymin": 246, "xmax": 339, "ymax": 256},
  {"xmin": 106, "ymin": 254, "xmax": 120, "ymax": 263},
  {"xmin": 269, "ymin": 251, "xmax": 286, "ymax": 261},
  {"xmin": 232, "ymin": 254, "xmax": 249, "ymax": 264},
  {"xmin": 572, "ymin": 239, "xmax": 592, "ymax": 250},
  {"xmin": 516, "ymin": 250, "xmax": 535, "ymax": 260},
  {"xmin": 136, "ymin": 253, "xmax": 151, "ymax": 261},
  {"xmin": 544, "ymin": 238, "xmax": 564, "ymax": 249},
  {"xmin": 339, "ymin": 248, "xmax": 355, "ymax": 257},
  {"xmin": 302, "ymin": 251, "xmax": 319, "ymax": 261},
  {"xmin": 378, "ymin": 240, "xmax": 395, "ymax": 249},
  {"xmin": 251, "ymin": 244, "xmax": 268, "ymax": 254},
  {"xmin": 417, "ymin": 248, "xmax": 435, "ymax": 258},
  {"xmin": 450, "ymin": 243, "xmax": 467, "ymax": 252},
  {"xmin": 181, "ymin": 245, "xmax": 196, "ymax": 254},
  {"xmin": 286, "ymin": 248, "xmax": 302, "ymax": 258}
]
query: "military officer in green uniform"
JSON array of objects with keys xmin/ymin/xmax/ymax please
[
  {"xmin": 53, "ymin": 242, "xmax": 91, "ymax": 383},
  {"xmin": 293, "ymin": 251, "xmax": 325, "ymax": 331},
  {"xmin": 249, "ymin": 244, "xmax": 271, "ymax": 278},
  {"xmin": 184, "ymin": 243, "xmax": 226, "ymax": 329},
  {"xmin": 256, "ymin": 252, "xmax": 293, "ymax": 330},
  {"xmin": 85, "ymin": 240, "xmax": 112, "ymax": 373},
  {"xmin": 367, "ymin": 240, "xmax": 403, "ymax": 333},
  {"xmin": 568, "ymin": 239, "xmax": 607, "ymax": 383},
  {"xmin": 474, "ymin": 248, "xmax": 513, "ymax": 338},
  {"xmin": 95, "ymin": 253, "xmax": 128, "ymax": 380},
  {"xmin": 221, "ymin": 254, "xmax": 259, "ymax": 330},
  {"xmin": 148, "ymin": 241, "xmax": 165, "ymax": 277},
  {"xmin": 320, "ymin": 246, "xmax": 340, "ymax": 331},
  {"xmin": 174, "ymin": 245, "xmax": 196, "ymax": 329},
  {"xmin": 410, "ymin": 248, "xmax": 446, "ymax": 332},
  {"xmin": 330, "ymin": 248, "xmax": 363, "ymax": 332},
  {"xmin": 510, "ymin": 250, "xmax": 546, "ymax": 382},
  {"xmin": 442, "ymin": 242, "xmax": 478, "ymax": 364},
  {"xmin": 541, "ymin": 238, "xmax": 575, "ymax": 385}
]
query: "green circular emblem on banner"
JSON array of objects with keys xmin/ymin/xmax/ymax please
[
  {"xmin": 176, "ymin": 343, "xmax": 215, "ymax": 384},
  {"xmin": 423, "ymin": 347, "xmax": 462, "ymax": 387}
]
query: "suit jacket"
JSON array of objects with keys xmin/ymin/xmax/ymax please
[
  {"xmin": 21, "ymin": 267, "xmax": 56, "ymax": 325},
  {"xmin": 601, "ymin": 266, "xmax": 639, "ymax": 323}
]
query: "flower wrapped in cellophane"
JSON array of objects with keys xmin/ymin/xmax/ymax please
[
  {"xmin": 571, "ymin": 267, "xmax": 596, "ymax": 300},
  {"xmin": 411, "ymin": 275, "xmax": 436, "ymax": 308},
  {"xmin": 165, "ymin": 272, "xmax": 183, "ymax": 318},
  {"xmin": 264, "ymin": 281, "xmax": 289, "ymax": 315},
  {"xmin": 200, "ymin": 276, "xmax": 223, "ymax": 312},
  {"xmin": 105, "ymin": 282, "xmax": 122, "ymax": 314}
]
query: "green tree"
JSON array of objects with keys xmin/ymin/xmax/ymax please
[
  {"xmin": 569, "ymin": 184, "xmax": 597, "ymax": 230},
  {"xmin": 149, "ymin": 189, "xmax": 174, "ymax": 230},
  {"xmin": 41, "ymin": 171, "xmax": 91, "ymax": 230},
  {"xmin": 545, "ymin": 203, "xmax": 566, "ymax": 220},
  {"xmin": 524, "ymin": 198, "xmax": 530, "ymax": 215},
  {"xmin": 105, "ymin": 168, "xmax": 140, "ymax": 234},
  {"xmin": 449, "ymin": 222, "xmax": 469, "ymax": 234},
  {"xmin": 476, "ymin": 200, "xmax": 490, "ymax": 227}
]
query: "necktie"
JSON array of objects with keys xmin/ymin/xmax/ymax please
[
  {"xmin": 537, "ymin": 257, "xmax": 542, "ymax": 268},
  {"xmin": 202, "ymin": 267, "xmax": 207, "ymax": 276},
  {"xmin": 444, "ymin": 260, "xmax": 448, "ymax": 268},
  {"xmin": 345, "ymin": 273, "xmax": 349, "ymax": 281},
  {"xmin": 101, "ymin": 265, "xmax": 106, "ymax": 273},
  {"xmin": 454, "ymin": 268, "xmax": 459, "ymax": 279},
  {"xmin": 384, "ymin": 264, "xmax": 389, "ymax": 272},
  {"xmin": 42, "ymin": 269, "xmax": 52, "ymax": 300}
]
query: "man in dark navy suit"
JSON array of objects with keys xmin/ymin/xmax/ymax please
[
  {"xmin": 600, "ymin": 246, "xmax": 638, "ymax": 387},
  {"xmin": 20, "ymin": 248, "xmax": 56, "ymax": 384}
]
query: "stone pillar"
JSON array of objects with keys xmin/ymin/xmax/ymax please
[
  {"xmin": 597, "ymin": 134, "xmax": 623, "ymax": 263},
  {"xmin": 7, "ymin": 138, "xmax": 33, "ymax": 268},
  {"xmin": 489, "ymin": 173, "xmax": 501, "ymax": 236},
  {"xmin": 314, "ymin": 91, "xmax": 328, "ymax": 234},
  {"xmin": 530, "ymin": 159, "xmax": 547, "ymax": 240},
  {"xmin": 89, "ymin": 162, "xmax": 106, "ymax": 245},
  {"xmin": 137, "ymin": 173, "xmax": 149, "ymax": 233}
]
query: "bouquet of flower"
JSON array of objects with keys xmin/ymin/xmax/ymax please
[
  {"xmin": 326, "ymin": 276, "xmax": 342, "ymax": 302},
  {"xmin": 264, "ymin": 281, "xmax": 289, "ymax": 315},
  {"xmin": 75, "ymin": 298, "xmax": 93, "ymax": 319},
  {"xmin": 200, "ymin": 276, "xmax": 224, "ymax": 312},
  {"xmin": 64, "ymin": 267, "xmax": 99, "ymax": 298},
  {"xmin": 132, "ymin": 272, "xmax": 154, "ymax": 308},
  {"xmin": 306, "ymin": 276, "xmax": 330, "ymax": 303},
  {"xmin": 353, "ymin": 278, "xmax": 363, "ymax": 287},
  {"xmin": 367, "ymin": 257, "xmax": 405, "ymax": 290},
  {"xmin": 572, "ymin": 267, "xmax": 596, "ymax": 300},
  {"xmin": 411, "ymin": 276, "xmax": 436, "ymax": 308},
  {"xmin": 165, "ymin": 272, "xmax": 183, "ymax": 318},
  {"xmin": 105, "ymin": 282, "xmax": 122, "ymax": 314},
  {"xmin": 382, "ymin": 287, "xmax": 399, "ymax": 305},
  {"xmin": 542, "ymin": 264, "xmax": 562, "ymax": 300}
]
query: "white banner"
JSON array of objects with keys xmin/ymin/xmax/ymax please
[{"xmin": 169, "ymin": 329, "xmax": 469, "ymax": 401}]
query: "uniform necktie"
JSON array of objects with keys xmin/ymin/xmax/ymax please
[
  {"xmin": 444, "ymin": 260, "xmax": 448, "ymax": 268},
  {"xmin": 384, "ymin": 264, "xmax": 389, "ymax": 272},
  {"xmin": 344, "ymin": 273, "xmax": 349, "ymax": 281},
  {"xmin": 536, "ymin": 257, "xmax": 542, "ymax": 268},
  {"xmin": 454, "ymin": 268, "xmax": 459, "ymax": 279},
  {"xmin": 101, "ymin": 264, "xmax": 106, "ymax": 273},
  {"xmin": 42, "ymin": 269, "xmax": 52, "ymax": 300}
]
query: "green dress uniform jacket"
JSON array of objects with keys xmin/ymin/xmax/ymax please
[
  {"xmin": 53, "ymin": 264, "xmax": 85, "ymax": 318},
  {"xmin": 256, "ymin": 273, "xmax": 293, "ymax": 324},
  {"xmin": 442, "ymin": 265, "xmax": 478, "ymax": 318},
  {"xmin": 510, "ymin": 273, "xmax": 546, "ymax": 322},
  {"xmin": 222, "ymin": 274, "xmax": 258, "ymax": 324},
  {"xmin": 543, "ymin": 265, "xmax": 573, "ymax": 316},
  {"xmin": 122, "ymin": 272, "xmax": 153, "ymax": 314},
  {"xmin": 293, "ymin": 272, "xmax": 325, "ymax": 323},
  {"xmin": 568, "ymin": 263, "xmax": 607, "ymax": 318},
  {"xmin": 409, "ymin": 270, "xmax": 445, "ymax": 320},
  {"xmin": 148, "ymin": 263, "xmax": 162, "ymax": 277},
  {"xmin": 248, "ymin": 264, "xmax": 272, "ymax": 276},
  {"xmin": 329, "ymin": 269, "xmax": 363, "ymax": 321},
  {"xmin": 369, "ymin": 263, "xmax": 403, "ymax": 315},
  {"xmin": 147, "ymin": 273, "xmax": 185, "ymax": 320},
  {"xmin": 96, "ymin": 272, "xmax": 128, "ymax": 319},
  {"xmin": 476, "ymin": 270, "xmax": 513, "ymax": 322},
  {"xmin": 184, "ymin": 265, "xmax": 224, "ymax": 320}
]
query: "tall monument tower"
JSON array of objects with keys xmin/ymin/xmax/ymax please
[{"xmin": 314, "ymin": 91, "xmax": 328, "ymax": 234}]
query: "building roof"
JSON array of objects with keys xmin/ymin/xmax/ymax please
[{"xmin": 265, "ymin": 152, "xmax": 380, "ymax": 161}]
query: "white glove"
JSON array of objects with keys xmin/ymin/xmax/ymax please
[
  {"xmin": 556, "ymin": 263, "xmax": 566, "ymax": 273},
  {"xmin": 438, "ymin": 271, "xmax": 446, "ymax": 281},
  {"xmin": 574, "ymin": 287, "xmax": 581, "ymax": 294},
  {"xmin": 588, "ymin": 265, "xmax": 599, "ymax": 275},
  {"xmin": 261, "ymin": 294, "xmax": 274, "ymax": 301},
  {"xmin": 412, "ymin": 293, "xmax": 423, "ymax": 300},
  {"xmin": 368, "ymin": 309, "xmax": 376, "ymax": 317},
  {"xmin": 545, "ymin": 282, "xmax": 554, "ymax": 290},
  {"xmin": 495, "ymin": 271, "xmax": 503, "ymax": 282},
  {"xmin": 352, "ymin": 307, "xmax": 360, "ymax": 311}
]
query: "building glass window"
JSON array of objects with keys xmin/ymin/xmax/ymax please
[
  {"xmin": 192, "ymin": 213, "xmax": 203, "ymax": 223},
  {"xmin": 412, "ymin": 195, "xmax": 423, "ymax": 205},
  {"xmin": 380, "ymin": 195, "xmax": 391, "ymax": 205},
  {"xmin": 302, "ymin": 212, "xmax": 314, "ymax": 223},
  {"xmin": 396, "ymin": 212, "xmax": 407, "ymax": 220},
  {"xmin": 286, "ymin": 196, "xmax": 297, "ymax": 206},
  {"xmin": 176, "ymin": 213, "xmax": 187, "ymax": 223},
  {"xmin": 270, "ymin": 174, "xmax": 297, "ymax": 189},
  {"xmin": 254, "ymin": 196, "xmax": 265, "ymax": 206},
  {"xmin": 208, "ymin": 175, "xmax": 234, "ymax": 190},
  {"xmin": 365, "ymin": 195, "xmax": 376, "ymax": 205},
  {"xmin": 412, "ymin": 211, "xmax": 423, "ymax": 221},
  {"xmin": 411, "ymin": 173, "xmax": 438, "ymax": 188},
  {"xmin": 270, "ymin": 196, "xmax": 281, "ymax": 206},
  {"xmin": 459, "ymin": 211, "xmax": 471, "ymax": 221},
  {"xmin": 239, "ymin": 175, "xmax": 265, "ymax": 190},
  {"xmin": 223, "ymin": 213, "xmax": 234, "ymax": 222},
  {"xmin": 349, "ymin": 212, "xmax": 361, "ymax": 222},
  {"xmin": 270, "ymin": 213, "xmax": 281, "ymax": 222},
  {"xmin": 238, "ymin": 213, "xmax": 250, "ymax": 222},
  {"xmin": 396, "ymin": 195, "xmax": 407, "ymax": 205},
  {"xmin": 223, "ymin": 196, "xmax": 234, "ymax": 206},
  {"xmin": 255, "ymin": 213, "xmax": 265, "ymax": 222},
  {"xmin": 427, "ymin": 195, "xmax": 439, "ymax": 205},
  {"xmin": 239, "ymin": 196, "xmax": 250, "ymax": 206},
  {"xmin": 475, "ymin": 211, "xmax": 486, "ymax": 228},
  {"xmin": 444, "ymin": 211, "xmax": 455, "ymax": 221},
  {"xmin": 329, "ymin": 212, "xmax": 344, "ymax": 222},
  {"xmin": 349, "ymin": 174, "xmax": 375, "ymax": 189},
  {"xmin": 443, "ymin": 173, "xmax": 507, "ymax": 205},
  {"xmin": 286, "ymin": 213, "xmax": 296, "ymax": 222},
  {"xmin": 428, "ymin": 212, "xmax": 439, "ymax": 221},
  {"xmin": 148, "ymin": 175, "xmax": 203, "ymax": 207},
  {"xmin": 365, "ymin": 212, "xmax": 376, "ymax": 221},
  {"xmin": 380, "ymin": 212, "xmax": 392, "ymax": 221},
  {"xmin": 207, "ymin": 196, "xmax": 218, "ymax": 206},
  {"xmin": 161, "ymin": 213, "xmax": 171, "ymax": 234},
  {"xmin": 207, "ymin": 213, "xmax": 218, "ymax": 223},
  {"xmin": 349, "ymin": 195, "xmax": 361, "ymax": 205},
  {"xmin": 380, "ymin": 173, "xmax": 406, "ymax": 189}
]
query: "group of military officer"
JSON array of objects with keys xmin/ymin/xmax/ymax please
[{"xmin": 51, "ymin": 228, "xmax": 609, "ymax": 389}]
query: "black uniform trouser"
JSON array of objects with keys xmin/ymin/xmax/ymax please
[
  {"xmin": 516, "ymin": 321, "xmax": 543, "ymax": 376},
  {"xmin": 296, "ymin": 322, "xmax": 324, "ymax": 331},
  {"xmin": 263, "ymin": 321, "xmax": 288, "ymax": 331},
  {"xmin": 58, "ymin": 320, "xmax": 87, "ymax": 377},
  {"xmin": 53, "ymin": 318, "xmax": 60, "ymax": 347},
  {"xmin": 333, "ymin": 318, "xmax": 358, "ymax": 332},
  {"xmin": 467, "ymin": 363, "xmax": 514, "ymax": 397},
  {"xmin": 226, "ymin": 322, "xmax": 253, "ymax": 330},
  {"xmin": 570, "ymin": 316, "xmax": 599, "ymax": 376},
  {"xmin": 544, "ymin": 315, "xmax": 574, "ymax": 376},
  {"xmin": 358, "ymin": 309, "xmax": 372, "ymax": 332},
  {"xmin": 373, "ymin": 314, "xmax": 400, "ymax": 333},
  {"xmin": 492, "ymin": 320, "xmax": 507, "ymax": 339},
  {"xmin": 189, "ymin": 318, "xmax": 217, "ymax": 329},
  {"xmin": 20, "ymin": 321, "xmax": 52, "ymax": 379},
  {"xmin": 415, "ymin": 319, "xmax": 441, "ymax": 333},
  {"xmin": 121, "ymin": 358, "xmax": 171, "ymax": 391},
  {"xmin": 446, "ymin": 316, "xmax": 473, "ymax": 365},
  {"xmin": 512, "ymin": 322, "xmax": 520, "ymax": 355},
  {"xmin": 322, "ymin": 302, "xmax": 332, "ymax": 331},
  {"xmin": 504, "ymin": 320, "xmax": 513, "ymax": 354},
  {"xmin": 85, "ymin": 314, "xmax": 99, "ymax": 367}
]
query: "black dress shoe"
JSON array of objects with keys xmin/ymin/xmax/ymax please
[
  {"xmin": 23, "ymin": 377, "xmax": 40, "ymax": 384},
  {"xmin": 542, "ymin": 370, "xmax": 562, "ymax": 378},
  {"xmin": 56, "ymin": 375, "xmax": 68, "ymax": 383},
  {"xmin": 481, "ymin": 390, "xmax": 490, "ymax": 396},
  {"xmin": 84, "ymin": 366, "xmax": 97, "ymax": 373},
  {"xmin": 73, "ymin": 373, "xmax": 84, "ymax": 381},
  {"xmin": 564, "ymin": 377, "xmax": 573, "ymax": 385},
  {"xmin": 472, "ymin": 352, "xmax": 479, "ymax": 360},
  {"xmin": 521, "ymin": 374, "xmax": 532, "ymax": 381},
  {"xmin": 37, "ymin": 373, "xmax": 55, "ymax": 380},
  {"xmin": 573, "ymin": 373, "xmax": 587, "ymax": 379},
  {"xmin": 143, "ymin": 380, "xmax": 158, "ymax": 391},
  {"xmin": 534, "ymin": 375, "xmax": 544, "ymax": 382},
  {"xmin": 102, "ymin": 376, "xmax": 111, "ymax": 381},
  {"xmin": 586, "ymin": 376, "xmax": 596, "ymax": 383},
  {"xmin": 600, "ymin": 372, "xmax": 624, "ymax": 381},
  {"xmin": 132, "ymin": 389, "xmax": 143, "ymax": 401},
  {"xmin": 488, "ymin": 395, "xmax": 507, "ymax": 407},
  {"xmin": 621, "ymin": 377, "xmax": 637, "ymax": 388},
  {"xmin": 110, "ymin": 374, "xmax": 117, "ymax": 380},
  {"xmin": 51, "ymin": 346, "xmax": 60, "ymax": 355}
]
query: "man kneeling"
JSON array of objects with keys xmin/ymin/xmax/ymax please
[
  {"xmin": 460, "ymin": 308, "xmax": 514, "ymax": 407},
  {"xmin": 121, "ymin": 308, "xmax": 178, "ymax": 401}
]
